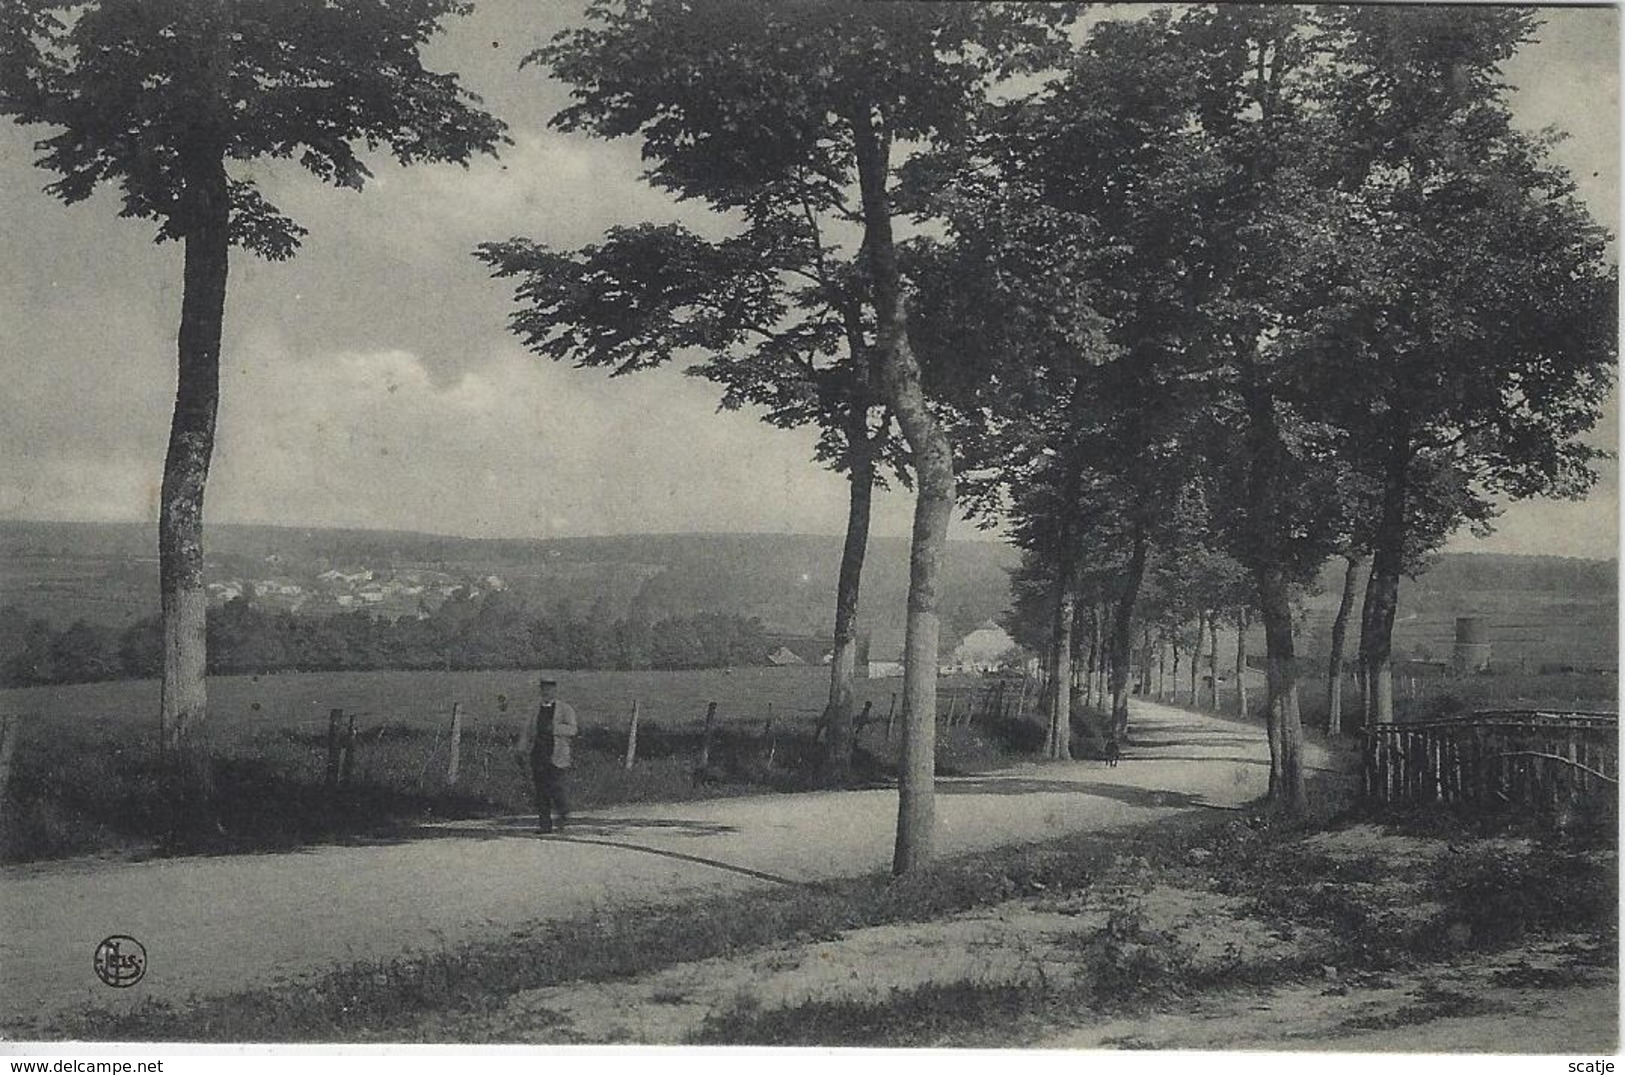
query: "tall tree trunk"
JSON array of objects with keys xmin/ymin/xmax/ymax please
[
  {"xmin": 1083, "ymin": 605, "xmax": 1098, "ymax": 711},
  {"xmin": 1257, "ymin": 566, "xmax": 1307, "ymax": 812},
  {"xmin": 1207, "ymin": 609, "xmax": 1221, "ymax": 709},
  {"xmin": 1240, "ymin": 366, "xmax": 1306, "ymax": 815},
  {"xmin": 1326, "ymin": 553, "xmax": 1365, "ymax": 736},
  {"xmin": 1139, "ymin": 628, "xmax": 1153, "ymax": 703},
  {"xmin": 1046, "ymin": 577, "xmax": 1075, "ymax": 759},
  {"xmin": 1070, "ymin": 598, "xmax": 1087, "ymax": 694},
  {"xmin": 160, "ymin": 146, "xmax": 230, "ymax": 808},
  {"xmin": 1093, "ymin": 604, "xmax": 1109, "ymax": 710},
  {"xmin": 820, "ymin": 413, "xmax": 875, "ymax": 784},
  {"xmin": 1109, "ymin": 526, "xmax": 1149, "ymax": 740},
  {"xmin": 1356, "ymin": 557, "xmax": 1376, "ymax": 722},
  {"xmin": 851, "ymin": 107, "xmax": 954, "ymax": 876},
  {"xmin": 1360, "ymin": 565, "xmax": 1400, "ymax": 727},
  {"xmin": 1170, "ymin": 644, "xmax": 1181, "ymax": 705},
  {"xmin": 1359, "ymin": 430, "xmax": 1410, "ymax": 729},
  {"xmin": 1045, "ymin": 465, "xmax": 1084, "ymax": 759},
  {"xmin": 1189, "ymin": 612, "xmax": 1202, "ymax": 706},
  {"xmin": 1235, "ymin": 605, "xmax": 1250, "ymax": 718},
  {"xmin": 1228, "ymin": 34, "xmax": 1313, "ymax": 803}
]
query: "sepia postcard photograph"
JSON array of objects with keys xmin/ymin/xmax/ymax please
[{"xmin": 0, "ymin": 0, "xmax": 1618, "ymax": 1065}]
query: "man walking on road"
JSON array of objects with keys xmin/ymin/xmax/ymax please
[{"xmin": 516, "ymin": 677, "xmax": 579, "ymax": 833}]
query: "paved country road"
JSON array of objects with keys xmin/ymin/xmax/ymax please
[{"xmin": 0, "ymin": 701, "xmax": 1332, "ymax": 1034}]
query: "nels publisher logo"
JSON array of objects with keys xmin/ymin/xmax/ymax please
[{"xmin": 92, "ymin": 934, "xmax": 147, "ymax": 988}]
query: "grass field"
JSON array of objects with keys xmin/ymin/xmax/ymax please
[
  {"xmin": 3, "ymin": 665, "xmax": 869, "ymax": 740},
  {"xmin": 1298, "ymin": 670, "xmax": 1618, "ymax": 728},
  {"xmin": 5, "ymin": 662, "xmax": 1610, "ymax": 863},
  {"xmin": 1156, "ymin": 669, "xmax": 1618, "ymax": 732},
  {"xmin": 0, "ymin": 667, "xmax": 1033, "ymax": 863}
]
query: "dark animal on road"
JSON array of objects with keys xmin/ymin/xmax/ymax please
[{"xmin": 1104, "ymin": 738, "xmax": 1121, "ymax": 767}]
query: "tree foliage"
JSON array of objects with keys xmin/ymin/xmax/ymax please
[
  {"xmin": 0, "ymin": 597, "xmax": 771, "ymax": 686},
  {"xmin": 2, "ymin": 0, "xmax": 508, "ymax": 255}
]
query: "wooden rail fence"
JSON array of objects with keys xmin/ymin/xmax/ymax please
[{"xmin": 1363, "ymin": 711, "xmax": 1618, "ymax": 811}]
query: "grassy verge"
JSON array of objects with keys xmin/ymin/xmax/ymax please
[
  {"xmin": 694, "ymin": 813, "xmax": 1617, "ymax": 1047},
  {"xmin": 1, "ymin": 704, "xmax": 1023, "ymax": 864}
]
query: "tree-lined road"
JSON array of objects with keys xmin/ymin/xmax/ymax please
[{"xmin": 0, "ymin": 700, "xmax": 1331, "ymax": 1034}]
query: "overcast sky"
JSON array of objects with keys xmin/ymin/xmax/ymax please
[{"xmin": 0, "ymin": 2, "xmax": 1617, "ymax": 558}]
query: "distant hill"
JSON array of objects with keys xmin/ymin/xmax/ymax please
[
  {"xmin": 1297, "ymin": 553, "xmax": 1618, "ymax": 672},
  {"xmin": 1, "ymin": 520, "xmax": 1614, "ymax": 669},
  {"xmin": 0, "ymin": 521, "xmax": 1020, "ymax": 647}
]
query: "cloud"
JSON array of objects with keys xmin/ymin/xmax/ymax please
[
  {"xmin": 205, "ymin": 335, "xmax": 898, "ymax": 539},
  {"xmin": 250, "ymin": 130, "xmax": 706, "ymax": 273},
  {"xmin": 0, "ymin": 2, "xmax": 1613, "ymax": 558}
]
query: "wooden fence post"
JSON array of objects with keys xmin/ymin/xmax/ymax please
[
  {"xmin": 624, "ymin": 700, "xmax": 640, "ymax": 770},
  {"xmin": 326, "ymin": 708, "xmax": 344, "ymax": 788},
  {"xmin": 0, "ymin": 715, "xmax": 20, "ymax": 820},
  {"xmin": 446, "ymin": 702, "xmax": 463, "ymax": 785}
]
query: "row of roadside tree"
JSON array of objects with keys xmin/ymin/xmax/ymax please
[
  {"xmin": 2, "ymin": 2, "xmax": 1612, "ymax": 871},
  {"xmin": 479, "ymin": 5, "xmax": 1614, "ymax": 851}
]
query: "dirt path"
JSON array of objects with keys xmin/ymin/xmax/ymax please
[
  {"xmin": 415, "ymin": 889, "xmax": 1614, "ymax": 1050},
  {"xmin": 416, "ymin": 825, "xmax": 1610, "ymax": 1050},
  {"xmin": 1, "ymin": 700, "xmax": 1324, "ymax": 1032}
]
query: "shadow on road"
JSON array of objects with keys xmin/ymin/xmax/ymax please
[
  {"xmin": 1132, "ymin": 736, "xmax": 1261, "ymax": 749},
  {"xmin": 537, "ymin": 834, "xmax": 801, "ymax": 886},
  {"xmin": 404, "ymin": 815, "xmax": 742, "ymax": 843},
  {"xmin": 403, "ymin": 814, "xmax": 799, "ymax": 885},
  {"xmin": 1136, "ymin": 754, "xmax": 1270, "ymax": 768},
  {"xmin": 937, "ymin": 777, "xmax": 1230, "ymax": 811},
  {"xmin": 486, "ymin": 816, "xmax": 741, "ymax": 839}
]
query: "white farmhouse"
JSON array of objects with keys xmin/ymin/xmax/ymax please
[{"xmin": 943, "ymin": 622, "xmax": 1019, "ymax": 674}]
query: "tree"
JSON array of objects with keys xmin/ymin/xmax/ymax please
[
  {"xmin": 1147, "ymin": 5, "xmax": 1356, "ymax": 814},
  {"xmin": 936, "ymin": 7, "xmax": 1353, "ymax": 809},
  {"xmin": 904, "ymin": 14, "xmax": 1177, "ymax": 750},
  {"xmin": 1306, "ymin": 6, "xmax": 1618, "ymax": 727},
  {"xmin": 905, "ymin": 191, "xmax": 1113, "ymax": 761},
  {"xmin": 1, "ymin": 0, "xmax": 505, "ymax": 804},
  {"xmin": 479, "ymin": 203, "xmax": 896, "ymax": 785},
  {"xmin": 1324, "ymin": 552, "xmax": 1365, "ymax": 735},
  {"xmin": 535, "ymin": 0, "xmax": 1071, "ymax": 873},
  {"xmin": 1143, "ymin": 541, "xmax": 1251, "ymax": 710},
  {"xmin": 949, "ymin": 5, "xmax": 1337, "ymax": 809},
  {"xmin": 929, "ymin": 11, "xmax": 1268, "ymax": 749}
]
